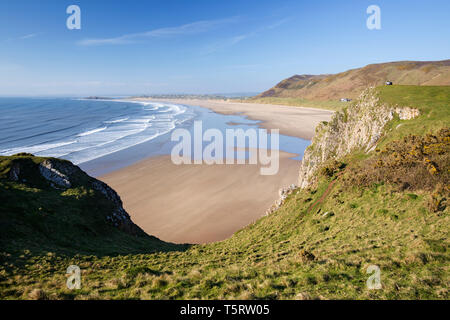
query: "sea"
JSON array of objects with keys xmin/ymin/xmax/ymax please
[{"xmin": 0, "ymin": 97, "xmax": 310, "ymax": 176}]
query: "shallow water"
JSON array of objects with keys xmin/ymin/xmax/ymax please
[{"xmin": 0, "ymin": 98, "xmax": 310, "ymax": 176}]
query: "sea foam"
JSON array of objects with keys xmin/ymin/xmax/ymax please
[{"xmin": 0, "ymin": 98, "xmax": 195, "ymax": 165}]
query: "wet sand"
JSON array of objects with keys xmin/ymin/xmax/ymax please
[
  {"xmin": 133, "ymin": 98, "xmax": 334, "ymax": 139},
  {"xmin": 101, "ymin": 151, "xmax": 300, "ymax": 244},
  {"xmin": 100, "ymin": 100, "xmax": 333, "ymax": 244}
]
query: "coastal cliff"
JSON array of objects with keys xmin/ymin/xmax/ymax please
[
  {"xmin": 0, "ymin": 154, "xmax": 185, "ymax": 255},
  {"xmin": 298, "ymin": 87, "xmax": 419, "ymax": 188}
]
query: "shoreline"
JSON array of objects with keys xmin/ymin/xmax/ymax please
[
  {"xmin": 100, "ymin": 100, "xmax": 333, "ymax": 243},
  {"xmin": 132, "ymin": 98, "xmax": 334, "ymax": 139}
]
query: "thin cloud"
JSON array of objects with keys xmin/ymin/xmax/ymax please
[
  {"xmin": 19, "ymin": 33, "xmax": 40, "ymax": 39},
  {"xmin": 78, "ymin": 17, "xmax": 239, "ymax": 46},
  {"xmin": 3, "ymin": 33, "xmax": 41, "ymax": 42},
  {"xmin": 202, "ymin": 17, "xmax": 290, "ymax": 55},
  {"xmin": 202, "ymin": 32, "xmax": 254, "ymax": 55},
  {"xmin": 265, "ymin": 17, "xmax": 291, "ymax": 30}
]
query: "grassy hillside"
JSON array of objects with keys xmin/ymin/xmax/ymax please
[
  {"xmin": 252, "ymin": 60, "xmax": 450, "ymax": 110},
  {"xmin": 376, "ymin": 85, "xmax": 450, "ymax": 144},
  {"xmin": 0, "ymin": 86, "xmax": 448, "ymax": 300},
  {"xmin": 244, "ymin": 96, "xmax": 342, "ymax": 111},
  {"xmin": 0, "ymin": 154, "xmax": 187, "ymax": 256}
]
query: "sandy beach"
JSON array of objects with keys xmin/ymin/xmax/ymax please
[
  {"xmin": 134, "ymin": 98, "xmax": 334, "ymax": 139},
  {"xmin": 101, "ymin": 151, "xmax": 300, "ymax": 243},
  {"xmin": 101, "ymin": 101, "xmax": 333, "ymax": 244}
]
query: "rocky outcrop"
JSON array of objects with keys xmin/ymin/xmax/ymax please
[
  {"xmin": 394, "ymin": 107, "xmax": 420, "ymax": 120},
  {"xmin": 8, "ymin": 156, "xmax": 145, "ymax": 236},
  {"xmin": 265, "ymin": 184, "xmax": 297, "ymax": 215},
  {"xmin": 39, "ymin": 159, "xmax": 72, "ymax": 188},
  {"xmin": 39, "ymin": 159, "xmax": 145, "ymax": 235},
  {"xmin": 298, "ymin": 87, "xmax": 419, "ymax": 188},
  {"xmin": 91, "ymin": 179, "xmax": 144, "ymax": 235},
  {"xmin": 9, "ymin": 163, "xmax": 20, "ymax": 181}
]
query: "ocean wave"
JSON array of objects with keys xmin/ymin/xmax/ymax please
[
  {"xmin": 104, "ymin": 117, "xmax": 129, "ymax": 124},
  {"xmin": 77, "ymin": 126, "xmax": 107, "ymax": 137},
  {"xmin": 55, "ymin": 117, "xmax": 178, "ymax": 163},
  {"xmin": 0, "ymin": 98, "xmax": 195, "ymax": 165},
  {"xmin": 64, "ymin": 122, "xmax": 179, "ymax": 165},
  {"xmin": 1, "ymin": 124, "xmax": 82, "ymax": 144},
  {"xmin": 2, "ymin": 140, "xmax": 77, "ymax": 156}
]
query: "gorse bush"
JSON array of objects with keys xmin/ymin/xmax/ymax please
[
  {"xmin": 345, "ymin": 128, "xmax": 450, "ymax": 197},
  {"xmin": 320, "ymin": 160, "xmax": 347, "ymax": 178}
]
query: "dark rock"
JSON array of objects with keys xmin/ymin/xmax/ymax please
[
  {"xmin": 91, "ymin": 179, "xmax": 146, "ymax": 236},
  {"xmin": 35, "ymin": 157, "xmax": 146, "ymax": 236},
  {"xmin": 9, "ymin": 163, "xmax": 20, "ymax": 181},
  {"xmin": 39, "ymin": 159, "xmax": 72, "ymax": 188}
]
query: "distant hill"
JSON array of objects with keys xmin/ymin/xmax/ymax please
[{"xmin": 256, "ymin": 60, "xmax": 450, "ymax": 101}]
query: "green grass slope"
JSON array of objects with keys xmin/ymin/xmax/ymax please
[
  {"xmin": 0, "ymin": 154, "xmax": 187, "ymax": 256},
  {"xmin": 0, "ymin": 86, "xmax": 448, "ymax": 300}
]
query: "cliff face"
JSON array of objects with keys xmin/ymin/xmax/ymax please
[
  {"xmin": 6, "ymin": 156, "xmax": 145, "ymax": 236},
  {"xmin": 298, "ymin": 88, "xmax": 419, "ymax": 188},
  {"xmin": 1, "ymin": 154, "xmax": 188, "ymax": 255}
]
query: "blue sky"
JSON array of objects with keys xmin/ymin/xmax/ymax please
[{"xmin": 0, "ymin": 0, "xmax": 449, "ymax": 96}]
